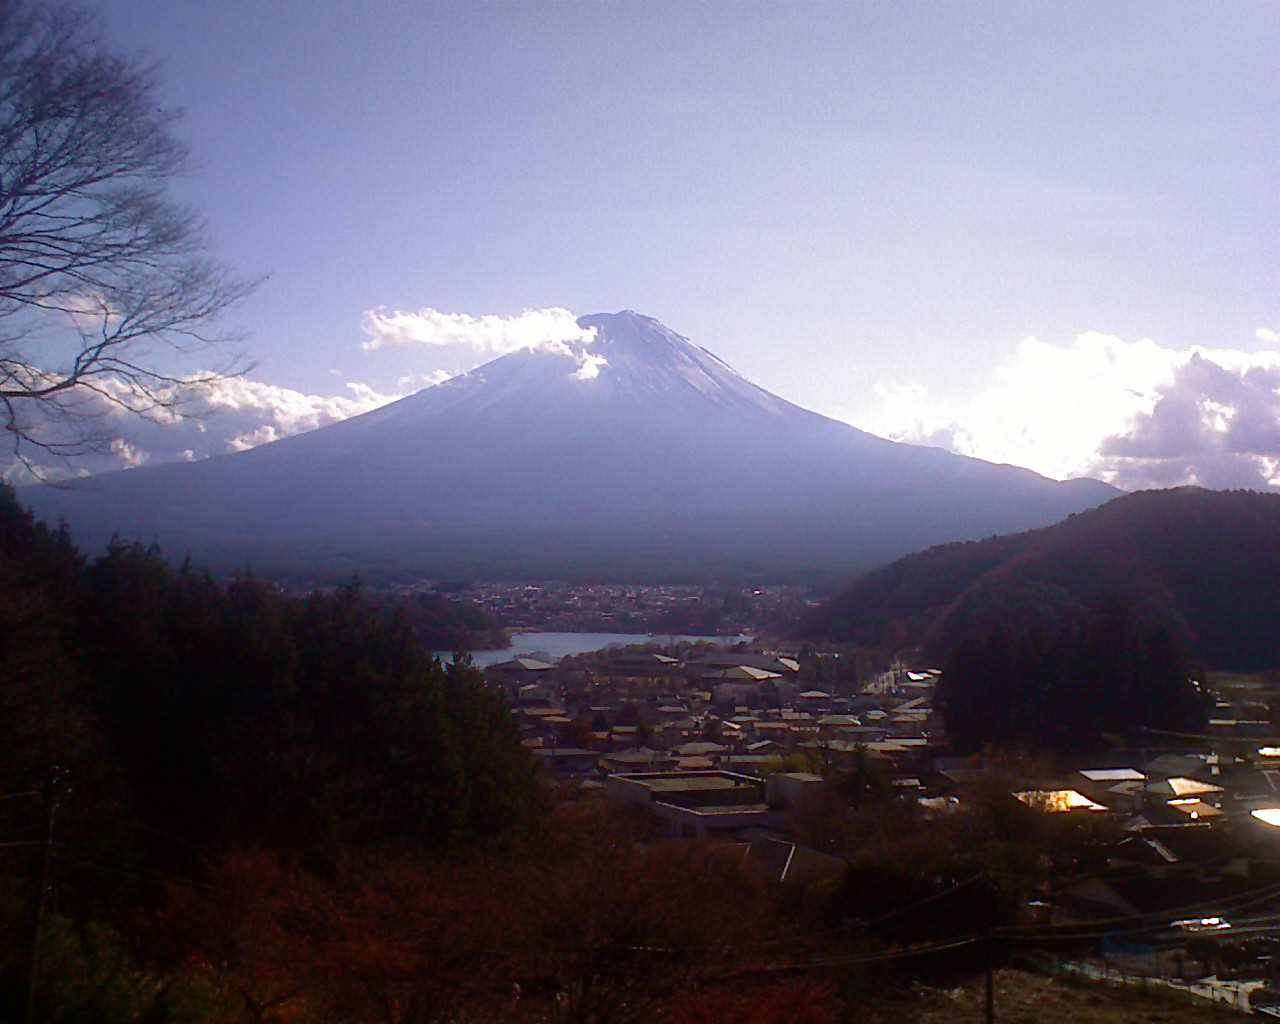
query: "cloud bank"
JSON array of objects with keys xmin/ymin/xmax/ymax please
[
  {"xmin": 7, "ymin": 304, "xmax": 608, "ymax": 484},
  {"xmin": 22, "ymin": 298, "xmax": 1276, "ymax": 498},
  {"xmin": 5, "ymin": 372, "xmax": 448, "ymax": 483},
  {"xmin": 859, "ymin": 332, "xmax": 1280, "ymax": 491},
  {"xmin": 1095, "ymin": 354, "xmax": 1280, "ymax": 489},
  {"xmin": 360, "ymin": 304, "xmax": 605, "ymax": 382},
  {"xmin": 361, "ymin": 306, "xmax": 596, "ymax": 354}
]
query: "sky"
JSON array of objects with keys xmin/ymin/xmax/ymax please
[{"xmin": 20, "ymin": 1, "xmax": 1280, "ymax": 488}]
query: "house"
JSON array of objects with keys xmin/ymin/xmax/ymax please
[
  {"xmin": 765, "ymin": 771, "xmax": 825, "ymax": 809},
  {"xmin": 485, "ymin": 657, "xmax": 557, "ymax": 696},
  {"xmin": 517, "ymin": 706, "xmax": 572, "ymax": 741},
  {"xmin": 1165, "ymin": 799, "xmax": 1222, "ymax": 822},
  {"xmin": 686, "ymin": 652, "xmax": 800, "ymax": 679},
  {"xmin": 516, "ymin": 681, "xmax": 559, "ymax": 706},
  {"xmin": 1075, "ymin": 768, "xmax": 1146, "ymax": 808},
  {"xmin": 1102, "ymin": 780, "xmax": 1147, "ymax": 813},
  {"xmin": 1110, "ymin": 828, "xmax": 1248, "ymax": 883},
  {"xmin": 722, "ymin": 755, "xmax": 777, "ymax": 776},
  {"xmin": 1125, "ymin": 803, "xmax": 1217, "ymax": 831},
  {"xmin": 599, "ymin": 652, "xmax": 683, "ymax": 691},
  {"xmin": 801, "ymin": 739, "xmax": 895, "ymax": 773},
  {"xmin": 752, "ymin": 721, "xmax": 792, "ymax": 743},
  {"xmin": 1220, "ymin": 766, "xmax": 1280, "ymax": 810},
  {"xmin": 709, "ymin": 665, "xmax": 784, "ymax": 710},
  {"xmin": 673, "ymin": 741, "xmax": 730, "ymax": 759},
  {"xmin": 1145, "ymin": 777, "xmax": 1225, "ymax": 802},
  {"xmin": 1014, "ymin": 789, "xmax": 1107, "ymax": 813},
  {"xmin": 583, "ymin": 705, "xmax": 623, "ymax": 727},
  {"xmin": 531, "ymin": 747, "xmax": 600, "ymax": 777},
  {"xmin": 606, "ymin": 771, "xmax": 774, "ymax": 839},
  {"xmin": 601, "ymin": 747, "xmax": 676, "ymax": 773},
  {"xmin": 1143, "ymin": 753, "xmax": 1215, "ymax": 781},
  {"xmin": 817, "ymin": 714, "xmax": 861, "ymax": 739}
]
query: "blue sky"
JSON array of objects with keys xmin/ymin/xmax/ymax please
[{"xmin": 55, "ymin": 1, "xmax": 1280, "ymax": 487}]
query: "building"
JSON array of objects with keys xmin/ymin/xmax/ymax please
[{"xmin": 606, "ymin": 771, "xmax": 773, "ymax": 839}]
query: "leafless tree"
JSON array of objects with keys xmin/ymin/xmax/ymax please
[{"xmin": 0, "ymin": 0, "xmax": 259, "ymax": 476}]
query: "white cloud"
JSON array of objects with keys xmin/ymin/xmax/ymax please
[
  {"xmin": 858, "ymin": 333, "xmax": 1178, "ymax": 478},
  {"xmin": 866, "ymin": 381, "xmax": 976, "ymax": 456},
  {"xmin": 6, "ymin": 371, "xmax": 446, "ymax": 483},
  {"xmin": 571, "ymin": 351, "xmax": 608, "ymax": 381},
  {"xmin": 109, "ymin": 438, "xmax": 149, "ymax": 469},
  {"xmin": 226, "ymin": 424, "xmax": 280, "ymax": 453},
  {"xmin": 1095, "ymin": 353, "xmax": 1280, "ymax": 489},
  {"xmin": 854, "ymin": 331, "xmax": 1280, "ymax": 491},
  {"xmin": 9, "ymin": 303, "xmax": 608, "ymax": 483},
  {"xmin": 398, "ymin": 370, "xmax": 453, "ymax": 391},
  {"xmin": 1257, "ymin": 327, "xmax": 1280, "ymax": 344},
  {"xmin": 361, "ymin": 306, "xmax": 596, "ymax": 354},
  {"xmin": 189, "ymin": 376, "xmax": 396, "ymax": 435},
  {"xmin": 359, "ymin": 305, "xmax": 610, "ymax": 382}
]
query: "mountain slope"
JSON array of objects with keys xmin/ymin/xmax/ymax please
[
  {"xmin": 800, "ymin": 487, "xmax": 1280, "ymax": 668},
  {"xmin": 21, "ymin": 311, "xmax": 1118, "ymax": 581}
]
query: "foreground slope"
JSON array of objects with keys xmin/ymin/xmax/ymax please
[
  {"xmin": 802, "ymin": 487, "xmax": 1280, "ymax": 668},
  {"xmin": 22, "ymin": 311, "xmax": 1116, "ymax": 580}
]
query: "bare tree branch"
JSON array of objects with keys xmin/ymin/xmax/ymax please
[{"xmin": 0, "ymin": 0, "xmax": 260, "ymax": 477}]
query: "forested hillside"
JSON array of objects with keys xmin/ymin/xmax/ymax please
[
  {"xmin": 937, "ymin": 603, "xmax": 1207, "ymax": 754},
  {"xmin": 1, "ymin": 486, "xmax": 539, "ymax": 856},
  {"xmin": 0, "ymin": 484, "xmax": 545, "ymax": 1018},
  {"xmin": 365, "ymin": 590, "xmax": 510, "ymax": 652},
  {"xmin": 801, "ymin": 488, "xmax": 1280, "ymax": 670}
]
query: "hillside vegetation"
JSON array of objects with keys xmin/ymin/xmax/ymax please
[
  {"xmin": 801, "ymin": 488, "xmax": 1280, "ymax": 670},
  {"xmin": 3, "ymin": 500, "xmax": 540, "ymax": 858}
]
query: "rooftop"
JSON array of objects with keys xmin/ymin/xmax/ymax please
[
  {"xmin": 642, "ymin": 775, "xmax": 754, "ymax": 793},
  {"xmin": 1015, "ymin": 789, "xmax": 1107, "ymax": 813},
  {"xmin": 1080, "ymin": 768, "xmax": 1146, "ymax": 783}
]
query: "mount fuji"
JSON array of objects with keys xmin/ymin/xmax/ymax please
[{"xmin": 22, "ymin": 311, "xmax": 1117, "ymax": 581}]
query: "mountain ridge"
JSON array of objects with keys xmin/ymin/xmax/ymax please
[
  {"xmin": 800, "ymin": 486, "xmax": 1280, "ymax": 669},
  {"xmin": 21, "ymin": 311, "xmax": 1119, "ymax": 581}
]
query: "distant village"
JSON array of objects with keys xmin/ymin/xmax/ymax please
[
  {"xmin": 491, "ymin": 640, "xmax": 1280, "ymax": 1014},
  {"xmin": 407, "ymin": 580, "xmax": 810, "ymax": 636}
]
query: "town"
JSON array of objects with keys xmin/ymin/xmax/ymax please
[
  {"xmin": 490, "ymin": 639, "xmax": 1280, "ymax": 1016},
  {"xmin": 381, "ymin": 579, "xmax": 814, "ymax": 637}
]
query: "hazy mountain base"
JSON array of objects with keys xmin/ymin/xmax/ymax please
[{"xmin": 75, "ymin": 520, "xmax": 930, "ymax": 588}]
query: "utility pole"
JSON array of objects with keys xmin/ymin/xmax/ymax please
[
  {"xmin": 984, "ymin": 870, "xmax": 995, "ymax": 1024},
  {"xmin": 26, "ymin": 766, "xmax": 64, "ymax": 1024}
]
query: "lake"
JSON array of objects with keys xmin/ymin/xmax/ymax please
[{"xmin": 438, "ymin": 631, "xmax": 754, "ymax": 668}]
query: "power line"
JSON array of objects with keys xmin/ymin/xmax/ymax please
[
  {"xmin": 996, "ymin": 877, "xmax": 1280, "ymax": 938},
  {"xmin": 749, "ymin": 873, "xmax": 985, "ymax": 951},
  {"xmin": 1139, "ymin": 725, "xmax": 1280, "ymax": 744},
  {"xmin": 721, "ymin": 935, "xmax": 984, "ymax": 977}
]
